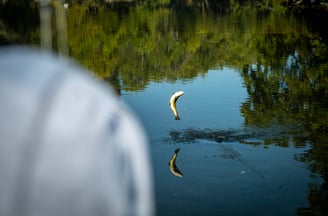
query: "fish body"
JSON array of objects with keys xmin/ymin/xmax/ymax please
[
  {"xmin": 169, "ymin": 148, "xmax": 183, "ymax": 177},
  {"xmin": 169, "ymin": 91, "xmax": 184, "ymax": 120}
]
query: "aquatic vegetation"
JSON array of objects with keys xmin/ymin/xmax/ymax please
[{"xmin": 165, "ymin": 125, "xmax": 307, "ymax": 147}]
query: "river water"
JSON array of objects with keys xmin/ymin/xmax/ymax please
[
  {"xmin": 1, "ymin": 2, "xmax": 327, "ymax": 215},
  {"xmin": 122, "ymin": 67, "xmax": 321, "ymax": 216}
]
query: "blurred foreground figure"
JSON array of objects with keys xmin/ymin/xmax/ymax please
[{"xmin": 0, "ymin": 47, "xmax": 155, "ymax": 216}]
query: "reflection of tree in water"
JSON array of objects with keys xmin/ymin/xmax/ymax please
[
  {"xmin": 103, "ymin": 71, "xmax": 122, "ymax": 95},
  {"xmin": 166, "ymin": 126, "xmax": 307, "ymax": 147},
  {"xmin": 239, "ymin": 31, "xmax": 328, "ymax": 215},
  {"xmin": 0, "ymin": 2, "xmax": 39, "ymax": 45},
  {"xmin": 295, "ymin": 132, "xmax": 328, "ymax": 215}
]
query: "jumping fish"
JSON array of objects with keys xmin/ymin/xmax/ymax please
[
  {"xmin": 169, "ymin": 91, "xmax": 184, "ymax": 120},
  {"xmin": 168, "ymin": 148, "xmax": 183, "ymax": 177}
]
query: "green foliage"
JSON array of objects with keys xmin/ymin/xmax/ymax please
[{"xmin": 0, "ymin": 1, "xmax": 39, "ymax": 45}]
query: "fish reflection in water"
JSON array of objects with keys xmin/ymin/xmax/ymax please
[
  {"xmin": 169, "ymin": 148, "xmax": 183, "ymax": 177},
  {"xmin": 166, "ymin": 128, "xmax": 266, "ymax": 179},
  {"xmin": 169, "ymin": 91, "xmax": 184, "ymax": 120}
]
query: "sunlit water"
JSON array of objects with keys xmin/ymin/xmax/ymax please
[{"xmin": 122, "ymin": 68, "xmax": 320, "ymax": 216}]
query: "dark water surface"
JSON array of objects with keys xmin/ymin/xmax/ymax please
[
  {"xmin": 1, "ymin": 2, "xmax": 327, "ymax": 215},
  {"xmin": 122, "ymin": 69, "xmax": 321, "ymax": 216}
]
